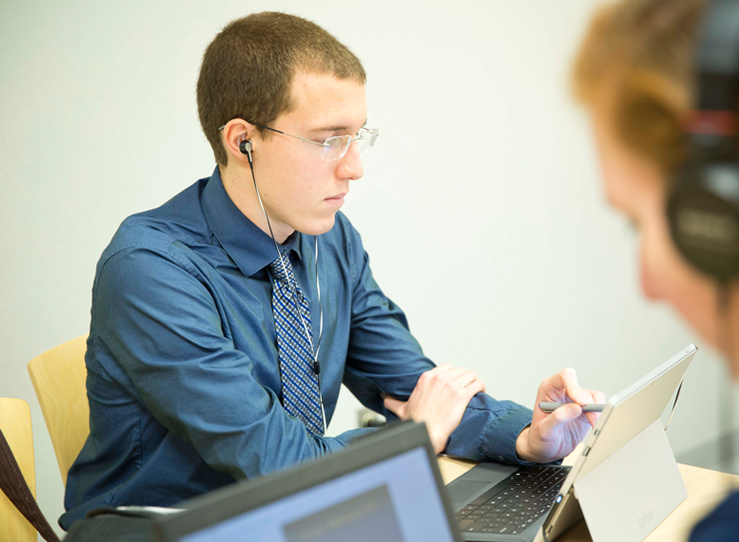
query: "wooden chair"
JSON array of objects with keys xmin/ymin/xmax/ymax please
[
  {"xmin": 0, "ymin": 398, "xmax": 38, "ymax": 542},
  {"xmin": 28, "ymin": 335, "xmax": 90, "ymax": 485}
]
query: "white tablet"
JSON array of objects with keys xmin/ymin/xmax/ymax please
[{"xmin": 537, "ymin": 344, "xmax": 697, "ymax": 542}]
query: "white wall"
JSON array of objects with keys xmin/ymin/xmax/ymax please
[{"xmin": 1, "ymin": 0, "xmax": 735, "ymax": 537}]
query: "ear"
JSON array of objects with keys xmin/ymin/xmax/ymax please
[{"xmin": 220, "ymin": 119, "xmax": 258, "ymax": 164}]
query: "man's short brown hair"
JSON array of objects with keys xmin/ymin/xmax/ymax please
[{"xmin": 197, "ymin": 12, "xmax": 367, "ymax": 166}]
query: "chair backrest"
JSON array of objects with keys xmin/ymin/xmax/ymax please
[
  {"xmin": 28, "ymin": 335, "xmax": 89, "ymax": 485},
  {"xmin": 0, "ymin": 398, "xmax": 37, "ymax": 542}
]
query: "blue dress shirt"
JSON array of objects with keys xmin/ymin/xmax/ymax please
[
  {"xmin": 689, "ymin": 490, "xmax": 739, "ymax": 541},
  {"xmin": 60, "ymin": 167, "xmax": 534, "ymax": 530}
]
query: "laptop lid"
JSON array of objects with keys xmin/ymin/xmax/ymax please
[{"xmin": 154, "ymin": 421, "xmax": 462, "ymax": 542}]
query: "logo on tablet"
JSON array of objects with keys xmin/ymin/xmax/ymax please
[{"xmin": 638, "ymin": 510, "xmax": 654, "ymax": 528}]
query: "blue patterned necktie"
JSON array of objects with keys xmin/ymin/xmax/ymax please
[{"xmin": 267, "ymin": 253, "xmax": 325, "ymax": 436}]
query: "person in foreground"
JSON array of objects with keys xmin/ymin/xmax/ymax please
[
  {"xmin": 60, "ymin": 12, "xmax": 603, "ymax": 530},
  {"xmin": 572, "ymin": 0, "xmax": 739, "ymax": 539}
]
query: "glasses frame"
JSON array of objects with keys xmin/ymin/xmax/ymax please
[{"xmin": 218, "ymin": 121, "xmax": 378, "ymax": 162}]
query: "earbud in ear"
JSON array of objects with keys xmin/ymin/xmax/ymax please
[
  {"xmin": 239, "ymin": 139, "xmax": 252, "ymax": 155},
  {"xmin": 239, "ymin": 139, "xmax": 253, "ymax": 164}
]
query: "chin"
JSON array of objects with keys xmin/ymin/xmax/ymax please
[
  {"xmin": 730, "ymin": 361, "xmax": 739, "ymax": 382},
  {"xmin": 298, "ymin": 214, "xmax": 337, "ymax": 237}
]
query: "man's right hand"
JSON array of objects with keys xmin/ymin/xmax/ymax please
[{"xmin": 382, "ymin": 364, "xmax": 486, "ymax": 454}]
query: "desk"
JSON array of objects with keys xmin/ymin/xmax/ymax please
[{"xmin": 438, "ymin": 455, "xmax": 739, "ymax": 542}]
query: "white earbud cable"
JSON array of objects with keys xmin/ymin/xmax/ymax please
[{"xmin": 245, "ymin": 148, "xmax": 327, "ymax": 430}]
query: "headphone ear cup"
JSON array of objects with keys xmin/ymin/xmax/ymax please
[{"xmin": 667, "ymin": 162, "xmax": 739, "ymax": 277}]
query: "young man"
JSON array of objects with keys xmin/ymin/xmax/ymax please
[{"xmin": 60, "ymin": 12, "xmax": 602, "ymax": 530}]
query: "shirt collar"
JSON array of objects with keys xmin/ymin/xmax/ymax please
[{"xmin": 201, "ymin": 166, "xmax": 302, "ymax": 278}]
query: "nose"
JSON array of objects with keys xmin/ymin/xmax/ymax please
[{"xmin": 335, "ymin": 140, "xmax": 364, "ymax": 181}]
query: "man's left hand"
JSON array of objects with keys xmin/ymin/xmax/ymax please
[{"xmin": 515, "ymin": 368, "xmax": 606, "ymax": 464}]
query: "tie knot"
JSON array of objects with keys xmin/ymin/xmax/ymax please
[{"xmin": 267, "ymin": 253, "xmax": 294, "ymax": 284}]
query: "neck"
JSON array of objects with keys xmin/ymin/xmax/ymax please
[
  {"xmin": 219, "ymin": 163, "xmax": 294, "ymax": 244},
  {"xmin": 716, "ymin": 281, "xmax": 739, "ymax": 379}
]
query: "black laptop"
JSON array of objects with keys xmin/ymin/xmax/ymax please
[
  {"xmin": 445, "ymin": 458, "xmax": 570, "ymax": 540},
  {"xmin": 154, "ymin": 421, "xmax": 463, "ymax": 542}
]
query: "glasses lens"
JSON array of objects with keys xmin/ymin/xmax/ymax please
[
  {"xmin": 322, "ymin": 136, "xmax": 351, "ymax": 161},
  {"xmin": 356, "ymin": 128, "xmax": 379, "ymax": 154},
  {"xmin": 321, "ymin": 130, "xmax": 378, "ymax": 161}
]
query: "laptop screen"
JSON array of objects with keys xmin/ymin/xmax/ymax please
[{"xmin": 180, "ymin": 447, "xmax": 456, "ymax": 542}]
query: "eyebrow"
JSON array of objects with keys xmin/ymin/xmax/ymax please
[{"xmin": 309, "ymin": 119, "xmax": 368, "ymax": 133}]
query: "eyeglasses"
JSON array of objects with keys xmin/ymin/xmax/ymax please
[{"xmin": 218, "ymin": 121, "xmax": 379, "ymax": 162}]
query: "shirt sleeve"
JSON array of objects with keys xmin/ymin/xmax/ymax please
[
  {"xmin": 93, "ymin": 242, "xmax": 376, "ymax": 482},
  {"xmin": 341, "ymin": 224, "xmax": 534, "ymax": 465}
]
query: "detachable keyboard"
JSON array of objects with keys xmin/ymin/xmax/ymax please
[{"xmin": 455, "ymin": 465, "xmax": 570, "ymax": 536}]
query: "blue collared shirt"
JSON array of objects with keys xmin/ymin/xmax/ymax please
[
  {"xmin": 689, "ymin": 490, "xmax": 739, "ymax": 542},
  {"xmin": 61, "ymin": 167, "xmax": 534, "ymax": 530}
]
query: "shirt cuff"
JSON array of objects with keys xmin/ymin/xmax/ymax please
[{"xmin": 481, "ymin": 406, "xmax": 534, "ymax": 466}]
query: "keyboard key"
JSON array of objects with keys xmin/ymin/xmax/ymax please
[
  {"xmin": 464, "ymin": 520, "xmax": 489, "ymax": 533},
  {"xmin": 469, "ymin": 481, "xmax": 513, "ymax": 506}
]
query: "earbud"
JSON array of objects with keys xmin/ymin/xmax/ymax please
[{"xmin": 239, "ymin": 139, "xmax": 253, "ymax": 163}]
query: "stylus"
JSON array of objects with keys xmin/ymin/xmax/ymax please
[{"xmin": 538, "ymin": 402, "xmax": 606, "ymax": 412}]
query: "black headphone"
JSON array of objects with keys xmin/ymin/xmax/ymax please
[
  {"xmin": 239, "ymin": 139, "xmax": 253, "ymax": 163},
  {"xmin": 666, "ymin": 0, "xmax": 739, "ymax": 278}
]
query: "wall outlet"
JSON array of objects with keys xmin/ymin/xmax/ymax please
[{"xmin": 357, "ymin": 409, "xmax": 386, "ymax": 428}]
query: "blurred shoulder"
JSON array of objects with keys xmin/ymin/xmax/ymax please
[{"xmin": 690, "ymin": 489, "xmax": 739, "ymax": 542}]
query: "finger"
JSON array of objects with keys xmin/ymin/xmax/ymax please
[
  {"xmin": 575, "ymin": 388, "xmax": 596, "ymax": 406},
  {"xmin": 584, "ymin": 411, "xmax": 601, "ymax": 427},
  {"xmin": 442, "ymin": 366, "xmax": 468, "ymax": 382},
  {"xmin": 538, "ymin": 369, "xmax": 573, "ymax": 402},
  {"xmin": 431, "ymin": 363, "xmax": 455, "ymax": 375},
  {"xmin": 426, "ymin": 366, "xmax": 467, "ymax": 392},
  {"xmin": 537, "ymin": 403, "xmax": 583, "ymax": 435},
  {"xmin": 418, "ymin": 364, "xmax": 454, "ymax": 385},
  {"xmin": 558, "ymin": 368, "xmax": 590, "ymax": 405},
  {"xmin": 583, "ymin": 389, "xmax": 606, "ymax": 426},
  {"xmin": 590, "ymin": 389, "xmax": 607, "ymax": 404},
  {"xmin": 460, "ymin": 378, "xmax": 486, "ymax": 402},
  {"xmin": 416, "ymin": 364, "xmax": 452, "ymax": 389},
  {"xmin": 458, "ymin": 372, "xmax": 486, "ymax": 394},
  {"xmin": 383, "ymin": 395, "xmax": 407, "ymax": 418},
  {"xmin": 451, "ymin": 369, "xmax": 479, "ymax": 388}
]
